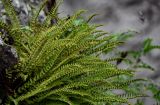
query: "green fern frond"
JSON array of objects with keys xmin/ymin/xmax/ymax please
[
  {"xmin": 87, "ymin": 14, "xmax": 99, "ymax": 23},
  {"xmin": 1, "ymin": 0, "xmax": 20, "ymax": 27},
  {"xmin": 30, "ymin": 0, "xmax": 48, "ymax": 23},
  {"xmin": 43, "ymin": 0, "xmax": 63, "ymax": 26},
  {"xmin": 119, "ymin": 93, "xmax": 148, "ymax": 99},
  {"xmin": 0, "ymin": 20, "xmax": 9, "ymax": 30},
  {"xmin": 0, "ymin": 1, "xmax": 144, "ymax": 105}
]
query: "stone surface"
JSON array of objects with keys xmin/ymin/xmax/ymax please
[
  {"xmin": 0, "ymin": 37, "xmax": 18, "ymax": 72},
  {"xmin": 0, "ymin": 36, "xmax": 18, "ymax": 104},
  {"xmin": 0, "ymin": 37, "xmax": 17, "ymax": 69}
]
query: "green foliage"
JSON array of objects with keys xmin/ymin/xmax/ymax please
[
  {"xmin": 106, "ymin": 32, "xmax": 160, "ymax": 105},
  {"xmin": 1, "ymin": 0, "xmax": 20, "ymax": 27},
  {"xmin": 0, "ymin": 0, "xmax": 145, "ymax": 105},
  {"xmin": 143, "ymin": 38, "xmax": 160, "ymax": 54}
]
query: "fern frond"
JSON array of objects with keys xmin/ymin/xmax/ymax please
[
  {"xmin": 30, "ymin": 0, "xmax": 48, "ymax": 23},
  {"xmin": 0, "ymin": 20, "xmax": 9, "ymax": 30},
  {"xmin": 43, "ymin": 0, "xmax": 63, "ymax": 26},
  {"xmin": 87, "ymin": 14, "xmax": 99, "ymax": 23},
  {"xmin": 119, "ymin": 93, "xmax": 148, "ymax": 99},
  {"xmin": 45, "ymin": 10, "xmax": 86, "ymax": 38},
  {"xmin": 1, "ymin": 0, "xmax": 20, "ymax": 27},
  {"xmin": 1, "ymin": 1, "xmax": 144, "ymax": 105}
]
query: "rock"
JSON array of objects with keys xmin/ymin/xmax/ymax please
[
  {"xmin": 0, "ymin": 37, "xmax": 18, "ymax": 104},
  {"xmin": 0, "ymin": 37, "xmax": 18, "ymax": 72},
  {"xmin": 0, "ymin": 37, "xmax": 3, "ymax": 45}
]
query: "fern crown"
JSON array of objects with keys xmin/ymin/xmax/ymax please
[{"xmin": 0, "ymin": 0, "xmax": 143, "ymax": 105}]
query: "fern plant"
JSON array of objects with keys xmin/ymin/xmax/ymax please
[
  {"xmin": 105, "ymin": 32, "xmax": 160, "ymax": 105},
  {"xmin": 0, "ymin": 0, "xmax": 144, "ymax": 105}
]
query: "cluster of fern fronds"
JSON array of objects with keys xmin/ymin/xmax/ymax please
[{"xmin": 0, "ymin": 0, "xmax": 144, "ymax": 105}]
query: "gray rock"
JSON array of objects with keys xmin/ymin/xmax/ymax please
[
  {"xmin": 0, "ymin": 36, "xmax": 18, "ymax": 104},
  {"xmin": 0, "ymin": 37, "xmax": 18, "ymax": 72},
  {"xmin": 0, "ymin": 37, "xmax": 3, "ymax": 45}
]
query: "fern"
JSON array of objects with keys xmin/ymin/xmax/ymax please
[
  {"xmin": 0, "ymin": 1, "xmax": 144, "ymax": 105},
  {"xmin": 1, "ymin": 0, "xmax": 20, "ymax": 27}
]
